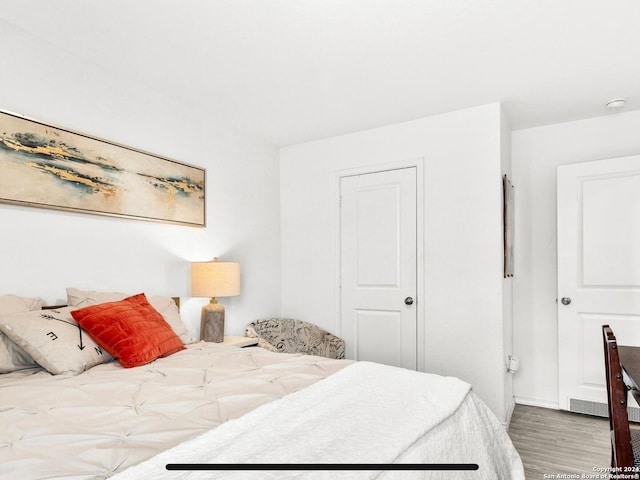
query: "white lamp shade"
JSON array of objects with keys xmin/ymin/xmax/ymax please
[{"xmin": 191, "ymin": 261, "xmax": 240, "ymax": 298}]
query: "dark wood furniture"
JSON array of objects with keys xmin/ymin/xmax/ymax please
[
  {"xmin": 603, "ymin": 325, "xmax": 639, "ymax": 469},
  {"xmin": 619, "ymin": 345, "xmax": 640, "ymax": 407}
]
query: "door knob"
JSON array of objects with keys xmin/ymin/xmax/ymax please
[
  {"xmin": 561, "ymin": 297, "xmax": 572, "ymax": 306},
  {"xmin": 404, "ymin": 297, "xmax": 414, "ymax": 306}
]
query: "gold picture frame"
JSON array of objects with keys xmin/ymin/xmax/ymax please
[{"xmin": 0, "ymin": 110, "xmax": 205, "ymax": 227}]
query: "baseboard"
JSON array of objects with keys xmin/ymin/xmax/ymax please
[
  {"xmin": 514, "ymin": 396, "xmax": 560, "ymax": 410},
  {"xmin": 502, "ymin": 398, "xmax": 516, "ymax": 428}
]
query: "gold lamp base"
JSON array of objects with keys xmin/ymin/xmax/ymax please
[{"xmin": 200, "ymin": 298, "xmax": 225, "ymax": 343}]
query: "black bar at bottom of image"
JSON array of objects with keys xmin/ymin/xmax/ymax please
[{"xmin": 166, "ymin": 463, "xmax": 479, "ymax": 471}]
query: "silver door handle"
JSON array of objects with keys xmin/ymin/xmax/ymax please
[
  {"xmin": 561, "ymin": 297, "xmax": 572, "ymax": 306},
  {"xmin": 404, "ymin": 297, "xmax": 414, "ymax": 306}
]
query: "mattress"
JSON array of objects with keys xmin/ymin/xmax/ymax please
[{"xmin": 0, "ymin": 342, "xmax": 524, "ymax": 480}]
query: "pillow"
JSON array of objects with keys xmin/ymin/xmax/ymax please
[
  {"xmin": 71, "ymin": 293, "xmax": 185, "ymax": 368},
  {"xmin": 0, "ymin": 294, "xmax": 43, "ymax": 373},
  {"xmin": 66, "ymin": 287, "xmax": 196, "ymax": 344},
  {"xmin": 0, "ymin": 306, "xmax": 113, "ymax": 375},
  {"xmin": 0, "ymin": 334, "xmax": 37, "ymax": 372},
  {"xmin": 0, "ymin": 294, "xmax": 42, "ymax": 313}
]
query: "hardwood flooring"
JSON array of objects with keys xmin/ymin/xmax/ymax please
[{"xmin": 508, "ymin": 404, "xmax": 610, "ymax": 479}]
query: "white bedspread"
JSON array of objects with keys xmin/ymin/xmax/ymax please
[{"xmin": 111, "ymin": 362, "xmax": 524, "ymax": 480}]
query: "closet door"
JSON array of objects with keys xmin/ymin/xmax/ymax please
[
  {"xmin": 558, "ymin": 155, "xmax": 640, "ymax": 413},
  {"xmin": 340, "ymin": 167, "xmax": 417, "ymax": 369}
]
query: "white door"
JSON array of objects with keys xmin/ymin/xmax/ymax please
[
  {"xmin": 558, "ymin": 155, "xmax": 640, "ymax": 413},
  {"xmin": 340, "ymin": 167, "xmax": 417, "ymax": 369}
]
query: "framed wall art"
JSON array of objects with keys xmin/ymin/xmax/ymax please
[
  {"xmin": 503, "ymin": 174, "xmax": 514, "ymax": 278},
  {"xmin": 0, "ymin": 110, "xmax": 205, "ymax": 227}
]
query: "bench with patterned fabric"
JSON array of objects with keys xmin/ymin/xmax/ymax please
[{"xmin": 245, "ymin": 318, "xmax": 345, "ymax": 359}]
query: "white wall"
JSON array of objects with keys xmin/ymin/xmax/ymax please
[
  {"xmin": 512, "ymin": 109, "xmax": 640, "ymax": 408},
  {"xmin": 501, "ymin": 108, "xmax": 515, "ymax": 421},
  {"xmin": 0, "ymin": 21, "xmax": 282, "ymax": 338},
  {"xmin": 280, "ymin": 103, "xmax": 513, "ymax": 421}
]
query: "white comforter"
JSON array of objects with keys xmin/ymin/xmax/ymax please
[{"xmin": 112, "ymin": 362, "xmax": 524, "ymax": 480}]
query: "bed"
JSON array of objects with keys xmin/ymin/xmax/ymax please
[{"xmin": 0, "ymin": 291, "xmax": 524, "ymax": 480}]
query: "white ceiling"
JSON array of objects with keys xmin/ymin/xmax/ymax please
[{"xmin": 1, "ymin": 0, "xmax": 639, "ymax": 146}]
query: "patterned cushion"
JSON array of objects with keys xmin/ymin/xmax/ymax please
[
  {"xmin": 0, "ymin": 307, "xmax": 112, "ymax": 375},
  {"xmin": 245, "ymin": 318, "xmax": 345, "ymax": 359}
]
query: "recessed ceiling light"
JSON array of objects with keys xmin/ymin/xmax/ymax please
[{"xmin": 606, "ymin": 98, "xmax": 626, "ymax": 110}]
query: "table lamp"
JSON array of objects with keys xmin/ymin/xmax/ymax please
[{"xmin": 191, "ymin": 257, "xmax": 240, "ymax": 342}]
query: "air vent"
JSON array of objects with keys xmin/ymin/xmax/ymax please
[{"xmin": 569, "ymin": 398, "xmax": 640, "ymax": 422}]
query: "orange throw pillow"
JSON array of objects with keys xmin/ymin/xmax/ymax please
[{"xmin": 71, "ymin": 293, "xmax": 185, "ymax": 368}]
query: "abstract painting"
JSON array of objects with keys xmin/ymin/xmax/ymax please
[{"xmin": 0, "ymin": 110, "xmax": 205, "ymax": 227}]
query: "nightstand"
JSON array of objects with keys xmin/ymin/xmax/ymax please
[{"xmin": 222, "ymin": 336, "xmax": 259, "ymax": 348}]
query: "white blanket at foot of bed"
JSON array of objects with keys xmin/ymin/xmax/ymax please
[{"xmin": 111, "ymin": 362, "xmax": 524, "ymax": 480}]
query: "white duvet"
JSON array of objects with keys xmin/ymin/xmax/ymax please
[{"xmin": 112, "ymin": 362, "xmax": 524, "ymax": 480}]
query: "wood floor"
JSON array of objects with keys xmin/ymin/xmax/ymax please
[{"xmin": 508, "ymin": 404, "xmax": 610, "ymax": 479}]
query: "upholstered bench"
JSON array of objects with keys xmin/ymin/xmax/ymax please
[{"xmin": 245, "ymin": 318, "xmax": 345, "ymax": 359}]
